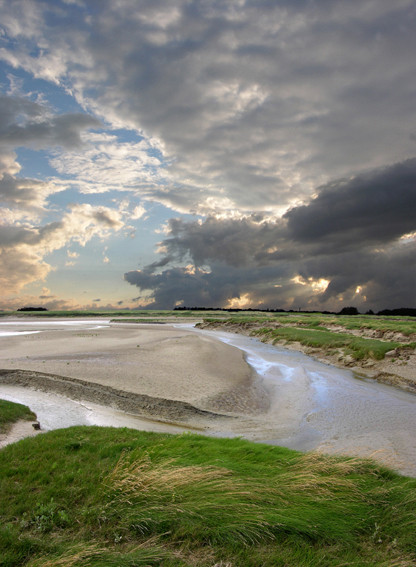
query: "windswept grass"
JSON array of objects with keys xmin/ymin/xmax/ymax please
[
  {"xmin": 1, "ymin": 425, "xmax": 415, "ymax": 566},
  {"xmin": 0, "ymin": 399, "xmax": 36, "ymax": 433}
]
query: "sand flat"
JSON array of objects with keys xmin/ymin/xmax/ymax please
[{"xmin": 0, "ymin": 323, "xmax": 256, "ymax": 410}]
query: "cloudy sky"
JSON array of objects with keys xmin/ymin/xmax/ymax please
[{"xmin": 0, "ymin": 0, "xmax": 415, "ymax": 312}]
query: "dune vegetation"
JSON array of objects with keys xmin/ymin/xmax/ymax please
[{"xmin": 1, "ymin": 412, "xmax": 416, "ymax": 567}]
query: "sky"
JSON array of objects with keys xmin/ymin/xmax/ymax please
[{"xmin": 0, "ymin": 0, "xmax": 415, "ymax": 312}]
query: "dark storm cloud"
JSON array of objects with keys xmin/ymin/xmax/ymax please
[
  {"xmin": 0, "ymin": 95, "xmax": 100, "ymax": 150},
  {"xmin": 125, "ymin": 262, "xmax": 293, "ymax": 309},
  {"xmin": 285, "ymin": 158, "xmax": 416, "ymax": 247},
  {"xmin": 125, "ymin": 157, "xmax": 416, "ymax": 311},
  {"xmin": 159, "ymin": 216, "xmax": 286, "ymax": 267}
]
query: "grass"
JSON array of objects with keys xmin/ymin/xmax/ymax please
[
  {"xmin": 0, "ymin": 399, "xmax": 36, "ymax": 434},
  {"xmin": 337, "ymin": 315, "xmax": 416, "ymax": 336},
  {"xmin": 202, "ymin": 313, "xmax": 415, "ymax": 361},
  {"xmin": 251, "ymin": 326, "xmax": 402, "ymax": 360},
  {"xmin": 0, "ymin": 424, "xmax": 415, "ymax": 566}
]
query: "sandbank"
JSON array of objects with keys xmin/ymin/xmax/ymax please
[{"xmin": 0, "ymin": 321, "xmax": 268, "ymax": 424}]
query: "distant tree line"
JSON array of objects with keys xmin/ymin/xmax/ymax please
[
  {"xmin": 174, "ymin": 306, "xmax": 416, "ymax": 317},
  {"xmin": 17, "ymin": 307, "xmax": 48, "ymax": 311},
  {"xmin": 15, "ymin": 305, "xmax": 416, "ymax": 316}
]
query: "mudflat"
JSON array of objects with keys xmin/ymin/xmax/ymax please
[{"xmin": 0, "ymin": 322, "xmax": 267, "ymax": 418}]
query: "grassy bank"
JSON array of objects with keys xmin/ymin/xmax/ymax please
[
  {"xmin": 200, "ymin": 313, "xmax": 416, "ymax": 361},
  {"xmin": 1, "ymin": 424, "xmax": 415, "ymax": 566},
  {"xmin": 251, "ymin": 326, "xmax": 402, "ymax": 360},
  {"xmin": 0, "ymin": 399, "xmax": 36, "ymax": 434}
]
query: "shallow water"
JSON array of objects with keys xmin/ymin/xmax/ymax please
[
  {"xmin": 0, "ymin": 319, "xmax": 111, "ymax": 335},
  {"xmin": 0, "ymin": 385, "xmax": 193, "ymax": 438},
  {"xmin": 187, "ymin": 325, "xmax": 416, "ymax": 475}
]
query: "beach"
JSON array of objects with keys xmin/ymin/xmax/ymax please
[{"xmin": 1, "ymin": 318, "xmax": 416, "ymax": 477}]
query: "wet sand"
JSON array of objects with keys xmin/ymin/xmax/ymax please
[{"xmin": 0, "ymin": 321, "xmax": 261, "ymax": 413}]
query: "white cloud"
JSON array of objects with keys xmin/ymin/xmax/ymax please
[
  {"xmin": 49, "ymin": 132, "xmax": 167, "ymax": 195},
  {"xmin": 1, "ymin": 0, "xmax": 415, "ymax": 217},
  {"xmin": 0, "ymin": 203, "xmax": 126, "ymax": 296}
]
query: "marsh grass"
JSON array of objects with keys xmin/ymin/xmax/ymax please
[
  {"xmin": 252, "ymin": 326, "xmax": 401, "ymax": 359},
  {"xmin": 0, "ymin": 399, "xmax": 36, "ymax": 433},
  {"xmin": 102, "ymin": 452, "xmax": 273, "ymax": 545},
  {"xmin": 1, "ymin": 426, "xmax": 415, "ymax": 566}
]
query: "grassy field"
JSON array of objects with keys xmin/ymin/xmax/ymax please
[
  {"xmin": 250, "ymin": 326, "xmax": 402, "ymax": 360},
  {"xmin": 201, "ymin": 313, "xmax": 416, "ymax": 361},
  {"xmin": 1, "ymin": 418, "xmax": 416, "ymax": 567},
  {"xmin": 0, "ymin": 399, "xmax": 36, "ymax": 434},
  {"xmin": 2, "ymin": 308, "xmax": 415, "ymax": 332},
  {"xmin": 202, "ymin": 312, "xmax": 416, "ymax": 334}
]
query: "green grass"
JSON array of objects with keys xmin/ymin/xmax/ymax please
[
  {"xmin": 252, "ymin": 327, "xmax": 402, "ymax": 360},
  {"xmin": 203, "ymin": 312, "xmax": 416, "ymax": 333},
  {"xmin": 337, "ymin": 315, "xmax": 416, "ymax": 336},
  {"xmin": 1, "ymin": 425, "xmax": 415, "ymax": 566},
  {"xmin": 267, "ymin": 313, "xmax": 416, "ymax": 336},
  {"xmin": 0, "ymin": 399, "xmax": 36, "ymax": 433},
  {"xmin": 202, "ymin": 313, "xmax": 416, "ymax": 360}
]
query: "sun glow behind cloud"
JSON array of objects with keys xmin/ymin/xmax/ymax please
[
  {"xmin": 291, "ymin": 276, "xmax": 330, "ymax": 294},
  {"xmin": 225, "ymin": 293, "xmax": 253, "ymax": 309}
]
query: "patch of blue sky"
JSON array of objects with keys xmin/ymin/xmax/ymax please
[
  {"xmin": 103, "ymin": 128, "xmax": 144, "ymax": 145},
  {"xmin": 15, "ymin": 148, "xmax": 57, "ymax": 179},
  {"xmin": 1, "ymin": 64, "xmax": 84, "ymax": 114},
  {"xmin": 106, "ymin": 127, "xmax": 168, "ymax": 164},
  {"xmin": 48, "ymin": 186, "xmax": 109, "ymax": 206},
  {"xmin": 43, "ymin": 261, "xmax": 128, "ymax": 304},
  {"xmin": 43, "ymin": 235, "xmax": 146, "ymax": 305}
]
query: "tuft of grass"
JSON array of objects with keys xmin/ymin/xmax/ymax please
[
  {"xmin": 0, "ymin": 427, "xmax": 415, "ymax": 566},
  {"xmin": 101, "ymin": 452, "xmax": 272, "ymax": 545},
  {"xmin": 25, "ymin": 539, "xmax": 171, "ymax": 567},
  {"xmin": 0, "ymin": 399, "xmax": 36, "ymax": 433}
]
